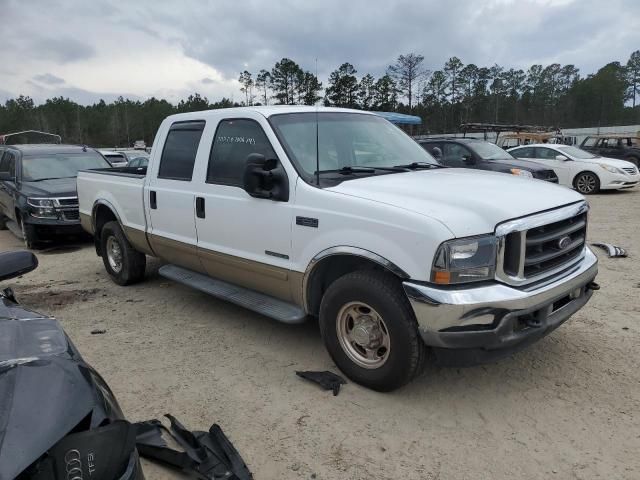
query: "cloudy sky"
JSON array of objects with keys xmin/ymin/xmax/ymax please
[{"xmin": 1, "ymin": 0, "xmax": 639, "ymax": 105}]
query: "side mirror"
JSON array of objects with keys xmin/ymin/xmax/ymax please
[
  {"xmin": 555, "ymin": 155, "xmax": 569, "ymax": 161},
  {"xmin": 462, "ymin": 154, "xmax": 476, "ymax": 165},
  {"xmin": 0, "ymin": 251, "xmax": 38, "ymax": 281},
  {"xmin": 242, "ymin": 154, "xmax": 289, "ymax": 202},
  {"xmin": 0, "ymin": 172, "xmax": 14, "ymax": 181}
]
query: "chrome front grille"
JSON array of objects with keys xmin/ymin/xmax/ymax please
[
  {"xmin": 54, "ymin": 197, "xmax": 79, "ymax": 207},
  {"xmin": 622, "ymin": 166, "xmax": 638, "ymax": 175},
  {"xmin": 496, "ymin": 202, "xmax": 589, "ymax": 286},
  {"xmin": 523, "ymin": 213, "xmax": 586, "ymax": 278}
]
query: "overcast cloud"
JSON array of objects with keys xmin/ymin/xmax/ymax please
[{"xmin": 1, "ymin": 0, "xmax": 639, "ymax": 105}]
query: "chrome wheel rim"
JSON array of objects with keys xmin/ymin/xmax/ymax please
[
  {"xmin": 576, "ymin": 174, "xmax": 596, "ymax": 193},
  {"xmin": 336, "ymin": 301, "xmax": 391, "ymax": 369},
  {"xmin": 106, "ymin": 236, "xmax": 123, "ymax": 273}
]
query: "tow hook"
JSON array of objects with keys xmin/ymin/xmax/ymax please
[{"xmin": 587, "ymin": 281, "xmax": 600, "ymax": 291}]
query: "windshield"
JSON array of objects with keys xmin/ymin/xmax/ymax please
[
  {"xmin": 469, "ymin": 141, "xmax": 515, "ymax": 160},
  {"xmin": 558, "ymin": 145, "xmax": 598, "ymax": 159},
  {"xmin": 269, "ymin": 113, "xmax": 437, "ymax": 178},
  {"xmin": 124, "ymin": 151, "xmax": 149, "ymax": 160},
  {"xmin": 22, "ymin": 153, "xmax": 110, "ymax": 181}
]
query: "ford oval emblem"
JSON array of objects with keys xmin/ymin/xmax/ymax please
[{"xmin": 557, "ymin": 236, "xmax": 572, "ymax": 249}]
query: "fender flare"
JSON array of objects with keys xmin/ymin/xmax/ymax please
[{"xmin": 301, "ymin": 246, "xmax": 409, "ymax": 312}]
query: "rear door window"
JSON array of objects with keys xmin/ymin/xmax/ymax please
[
  {"xmin": 207, "ymin": 119, "xmax": 277, "ymax": 187},
  {"xmin": 512, "ymin": 147, "xmax": 535, "ymax": 158},
  {"xmin": 158, "ymin": 121, "xmax": 205, "ymax": 181},
  {"xmin": 534, "ymin": 148, "xmax": 558, "ymax": 160},
  {"xmin": 0, "ymin": 152, "xmax": 16, "ymax": 177}
]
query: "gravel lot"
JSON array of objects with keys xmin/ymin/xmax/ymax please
[{"xmin": 3, "ymin": 188, "xmax": 639, "ymax": 479}]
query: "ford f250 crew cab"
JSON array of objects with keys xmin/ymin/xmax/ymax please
[{"xmin": 77, "ymin": 107, "xmax": 599, "ymax": 391}]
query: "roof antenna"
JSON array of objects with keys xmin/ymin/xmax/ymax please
[{"xmin": 315, "ymin": 57, "xmax": 320, "ymax": 186}]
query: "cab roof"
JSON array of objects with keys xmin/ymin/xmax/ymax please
[{"xmin": 164, "ymin": 106, "xmax": 376, "ymax": 122}]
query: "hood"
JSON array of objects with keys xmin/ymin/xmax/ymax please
[
  {"xmin": 20, "ymin": 177, "xmax": 78, "ymax": 198},
  {"xmin": 576, "ymin": 156, "xmax": 638, "ymax": 169},
  {"xmin": 327, "ymin": 169, "xmax": 584, "ymax": 237},
  {"xmin": 485, "ymin": 158, "xmax": 552, "ymax": 172}
]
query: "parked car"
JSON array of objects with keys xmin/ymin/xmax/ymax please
[
  {"xmin": 98, "ymin": 150, "xmax": 129, "ymax": 167},
  {"xmin": 419, "ymin": 138, "xmax": 559, "ymax": 182},
  {"xmin": 122, "ymin": 150, "xmax": 149, "ymax": 163},
  {"xmin": 0, "ymin": 250, "xmax": 142, "ymax": 479},
  {"xmin": 508, "ymin": 144, "xmax": 639, "ymax": 194},
  {"xmin": 78, "ymin": 107, "xmax": 598, "ymax": 391},
  {"xmin": 0, "ymin": 144, "xmax": 111, "ymax": 248},
  {"xmin": 580, "ymin": 135, "xmax": 640, "ymax": 166},
  {"xmin": 127, "ymin": 155, "xmax": 149, "ymax": 169}
]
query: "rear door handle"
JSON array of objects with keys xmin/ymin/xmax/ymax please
[
  {"xmin": 196, "ymin": 197, "xmax": 205, "ymax": 218},
  {"xmin": 150, "ymin": 190, "xmax": 157, "ymax": 209}
]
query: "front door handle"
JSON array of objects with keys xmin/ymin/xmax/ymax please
[
  {"xmin": 150, "ymin": 190, "xmax": 157, "ymax": 209},
  {"xmin": 196, "ymin": 197, "xmax": 205, "ymax": 218}
]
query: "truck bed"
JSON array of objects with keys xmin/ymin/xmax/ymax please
[{"xmin": 77, "ymin": 168, "xmax": 148, "ymax": 235}]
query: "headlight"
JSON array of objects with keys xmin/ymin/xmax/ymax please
[
  {"xmin": 27, "ymin": 198, "xmax": 58, "ymax": 219},
  {"xmin": 431, "ymin": 235, "xmax": 497, "ymax": 285},
  {"xmin": 598, "ymin": 164, "xmax": 623, "ymax": 174},
  {"xmin": 510, "ymin": 168, "xmax": 533, "ymax": 178}
]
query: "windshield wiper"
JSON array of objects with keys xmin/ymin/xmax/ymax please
[
  {"xmin": 392, "ymin": 162, "xmax": 444, "ymax": 170},
  {"xmin": 29, "ymin": 176, "xmax": 75, "ymax": 182},
  {"xmin": 316, "ymin": 166, "xmax": 406, "ymax": 175}
]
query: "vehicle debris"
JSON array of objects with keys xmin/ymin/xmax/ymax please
[
  {"xmin": 591, "ymin": 242, "xmax": 628, "ymax": 258},
  {"xmin": 296, "ymin": 370, "xmax": 347, "ymax": 396},
  {"xmin": 134, "ymin": 414, "xmax": 253, "ymax": 480},
  {"xmin": 91, "ymin": 328, "xmax": 107, "ymax": 334}
]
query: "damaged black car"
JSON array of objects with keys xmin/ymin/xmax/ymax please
[{"xmin": 0, "ymin": 250, "xmax": 143, "ymax": 480}]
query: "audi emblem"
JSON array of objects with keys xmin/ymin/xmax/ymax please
[
  {"xmin": 64, "ymin": 449, "xmax": 83, "ymax": 480},
  {"xmin": 557, "ymin": 236, "xmax": 572, "ymax": 250}
]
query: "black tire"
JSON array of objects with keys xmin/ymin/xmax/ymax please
[
  {"xmin": 19, "ymin": 215, "xmax": 38, "ymax": 249},
  {"xmin": 573, "ymin": 171, "xmax": 600, "ymax": 194},
  {"xmin": 319, "ymin": 270, "xmax": 428, "ymax": 392},
  {"xmin": 100, "ymin": 221, "xmax": 146, "ymax": 285},
  {"xmin": 625, "ymin": 156, "xmax": 639, "ymax": 168},
  {"xmin": 0, "ymin": 216, "xmax": 7, "ymax": 231}
]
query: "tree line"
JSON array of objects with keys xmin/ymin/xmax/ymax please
[{"xmin": 1, "ymin": 50, "xmax": 639, "ymax": 147}]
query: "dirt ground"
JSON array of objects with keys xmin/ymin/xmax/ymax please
[{"xmin": 3, "ymin": 188, "xmax": 639, "ymax": 480}]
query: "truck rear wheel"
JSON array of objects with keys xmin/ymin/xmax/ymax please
[
  {"xmin": 100, "ymin": 221, "xmax": 146, "ymax": 285},
  {"xmin": 319, "ymin": 270, "xmax": 427, "ymax": 392}
]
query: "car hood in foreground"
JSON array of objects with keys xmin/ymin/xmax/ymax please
[{"xmin": 327, "ymin": 168, "xmax": 584, "ymax": 237}]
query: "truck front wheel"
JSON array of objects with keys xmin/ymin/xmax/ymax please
[
  {"xmin": 319, "ymin": 270, "xmax": 427, "ymax": 392},
  {"xmin": 100, "ymin": 221, "xmax": 146, "ymax": 285}
]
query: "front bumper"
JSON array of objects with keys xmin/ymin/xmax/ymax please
[
  {"xmin": 403, "ymin": 247, "xmax": 598, "ymax": 365},
  {"xmin": 600, "ymin": 173, "xmax": 640, "ymax": 190}
]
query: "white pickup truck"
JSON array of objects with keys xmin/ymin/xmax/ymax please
[{"xmin": 78, "ymin": 106, "xmax": 599, "ymax": 391}]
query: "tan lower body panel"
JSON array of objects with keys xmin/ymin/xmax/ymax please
[
  {"xmin": 148, "ymin": 233, "xmax": 206, "ymax": 273},
  {"xmin": 80, "ymin": 212, "xmax": 93, "ymax": 235},
  {"xmin": 146, "ymin": 233, "xmax": 305, "ymax": 306},
  {"xmin": 199, "ymin": 248, "xmax": 298, "ymax": 303},
  {"xmin": 123, "ymin": 226, "xmax": 155, "ymax": 256}
]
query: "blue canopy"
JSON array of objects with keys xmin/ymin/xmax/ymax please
[{"xmin": 373, "ymin": 111, "xmax": 422, "ymax": 125}]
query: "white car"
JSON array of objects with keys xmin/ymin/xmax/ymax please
[
  {"xmin": 508, "ymin": 144, "xmax": 640, "ymax": 194},
  {"xmin": 98, "ymin": 150, "xmax": 128, "ymax": 168}
]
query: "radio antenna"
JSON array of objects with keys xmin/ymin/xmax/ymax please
[{"xmin": 315, "ymin": 57, "xmax": 320, "ymax": 186}]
